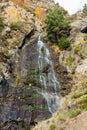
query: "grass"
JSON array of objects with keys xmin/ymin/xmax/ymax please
[
  {"xmin": 80, "ymin": 95, "xmax": 87, "ymax": 103},
  {"xmin": 3, "ymin": 34, "xmax": 12, "ymax": 39},
  {"xmin": 72, "ymin": 92, "xmax": 83, "ymax": 98},
  {"xmin": 79, "ymin": 102, "xmax": 87, "ymax": 110},
  {"xmin": 66, "ymin": 55, "xmax": 74, "ymax": 65},
  {"xmin": 81, "ymin": 77, "xmax": 87, "ymax": 86},
  {"xmin": 58, "ymin": 114, "xmax": 66, "ymax": 122},
  {"xmin": 84, "ymin": 34, "xmax": 87, "ymax": 41},
  {"xmin": 11, "ymin": 22, "xmax": 21, "ymax": 30},
  {"xmin": 16, "ymin": 75, "xmax": 20, "ymax": 87},
  {"xmin": 0, "ymin": 13, "xmax": 4, "ymax": 30},
  {"xmin": 72, "ymin": 89, "xmax": 87, "ymax": 98},
  {"xmin": 74, "ymin": 45, "xmax": 81, "ymax": 53},
  {"xmin": 49, "ymin": 123, "xmax": 56, "ymax": 130},
  {"xmin": 71, "ymin": 90, "xmax": 87, "ymax": 112},
  {"xmin": 3, "ymin": 47, "xmax": 9, "ymax": 56},
  {"xmin": 66, "ymin": 108, "xmax": 82, "ymax": 118}
]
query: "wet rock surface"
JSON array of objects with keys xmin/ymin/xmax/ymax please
[
  {"xmin": 0, "ymin": 72, "xmax": 9, "ymax": 97},
  {"xmin": 0, "ymin": 35, "xmax": 71, "ymax": 129},
  {"xmin": 1, "ymin": 123, "xmax": 23, "ymax": 130},
  {"xmin": 0, "ymin": 102, "xmax": 31, "ymax": 128},
  {"xmin": 0, "ymin": 38, "xmax": 51, "ymax": 130}
]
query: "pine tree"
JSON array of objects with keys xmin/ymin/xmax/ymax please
[{"xmin": 45, "ymin": 6, "xmax": 71, "ymax": 45}]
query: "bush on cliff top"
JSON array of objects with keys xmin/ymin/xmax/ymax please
[{"xmin": 45, "ymin": 6, "xmax": 71, "ymax": 50}]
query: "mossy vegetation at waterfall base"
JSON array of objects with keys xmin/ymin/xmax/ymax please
[{"xmin": 45, "ymin": 6, "xmax": 71, "ymax": 50}]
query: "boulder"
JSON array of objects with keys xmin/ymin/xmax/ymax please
[
  {"xmin": 81, "ymin": 24, "xmax": 87, "ymax": 33},
  {"xmin": 76, "ymin": 58, "xmax": 87, "ymax": 74}
]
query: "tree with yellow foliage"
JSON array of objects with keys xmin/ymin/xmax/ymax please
[{"xmin": 35, "ymin": 6, "xmax": 46, "ymax": 20}]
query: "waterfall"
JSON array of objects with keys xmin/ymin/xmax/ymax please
[{"xmin": 37, "ymin": 36, "xmax": 61, "ymax": 114}]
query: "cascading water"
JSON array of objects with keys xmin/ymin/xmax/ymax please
[{"xmin": 37, "ymin": 36, "xmax": 61, "ymax": 114}]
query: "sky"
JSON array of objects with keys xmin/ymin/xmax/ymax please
[{"xmin": 54, "ymin": 0, "xmax": 87, "ymax": 15}]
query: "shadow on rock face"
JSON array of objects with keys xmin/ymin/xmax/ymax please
[
  {"xmin": 0, "ymin": 72, "xmax": 9, "ymax": 97},
  {"xmin": 18, "ymin": 28, "xmax": 35, "ymax": 50},
  {"xmin": 0, "ymin": 123, "xmax": 23, "ymax": 130},
  {"xmin": 0, "ymin": 101, "xmax": 32, "ymax": 130}
]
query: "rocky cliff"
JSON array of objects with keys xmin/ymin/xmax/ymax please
[
  {"xmin": 0, "ymin": 1, "xmax": 87, "ymax": 130},
  {"xmin": 0, "ymin": 1, "xmax": 55, "ymax": 130},
  {"xmin": 33, "ymin": 9, "xmax": 87, "ymax": 130}
]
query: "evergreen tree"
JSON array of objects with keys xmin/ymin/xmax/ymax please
[
  {"xmin": 83, "ymin": 4, "xmax": 87, "ymax": 15},
  {"xmin": 45, "ymin": 6, "xmax": 71, "ymax": 49}
]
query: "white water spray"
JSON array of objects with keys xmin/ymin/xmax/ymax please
[{"xmin": 37, "ymin": 36, "xmax": 61, "ymax": 113}]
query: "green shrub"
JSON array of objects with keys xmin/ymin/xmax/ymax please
[
  {"xmin": 66, "ymin": 55, "xmax": 74, "ymax": 65},
  {"xmin": 84, "ymin": 34, "xmax": 87, "ymax": 41},
  {"xmin": 66, "ymin": 109, "xmax": 82, "ymax": 118},
  {"xmin": 0, "ymin": 13, "xmax": 4, "ymax": 30},
  {"xmin": 58, "ymin": 36, "xmax": 71, "ymax": 50},
  {"xmin": 83, "ymin": 4, "xmax": 87, "ymax": 15},
  {"xmin": 16, "ymin": 75, "xmax": 20, "ymax": 87},
  {"xmin": 72, "ymin": 92, "xmax": 83, "ymax": 99},
  {"xmin": 11, "ymin": 22, "xmax": 21, "ymax": 30},
  {"xmin": 58, "ymin": 114, "xmax": 65, "ymax": 122},
  {"xmin": 74, "ymin": 45, "xmax": 81, "ymax": 53},
  {"xmin": 81, "ymin": 95, "xmax": 87, "ymax": 103},
  {"xmin": 72, "ymin": 89, "xmax": 87, "ymax": 99},
  {"xmin": 3, "ymin": 34, "xmax": 12, "ymax": 39},
  {"xmin": 80, "ymin": 103, "xmax": 87, "ymax": 110},
  {"xmin": 45, "ymin": 6, "xmax": 71, "ymax": 44},
  {"xmin": 49, "ymin": 123, "xmax": 56, "ymax": 130},
  {"xmin": 3, "ymin": 47, "xmax": 9, "ymax": 56},
  {"xmin": 81, "ymin": 77, "xmax": 87, "ymax": 86}
]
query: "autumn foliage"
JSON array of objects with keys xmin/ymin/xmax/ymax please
[
  {"xmin": 35, "ymin": 6, "xmax": 46, "ymax": 20},
  {"xmin": 12, "ymin": 0, "xmax": 27, "ymax": 8}
]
